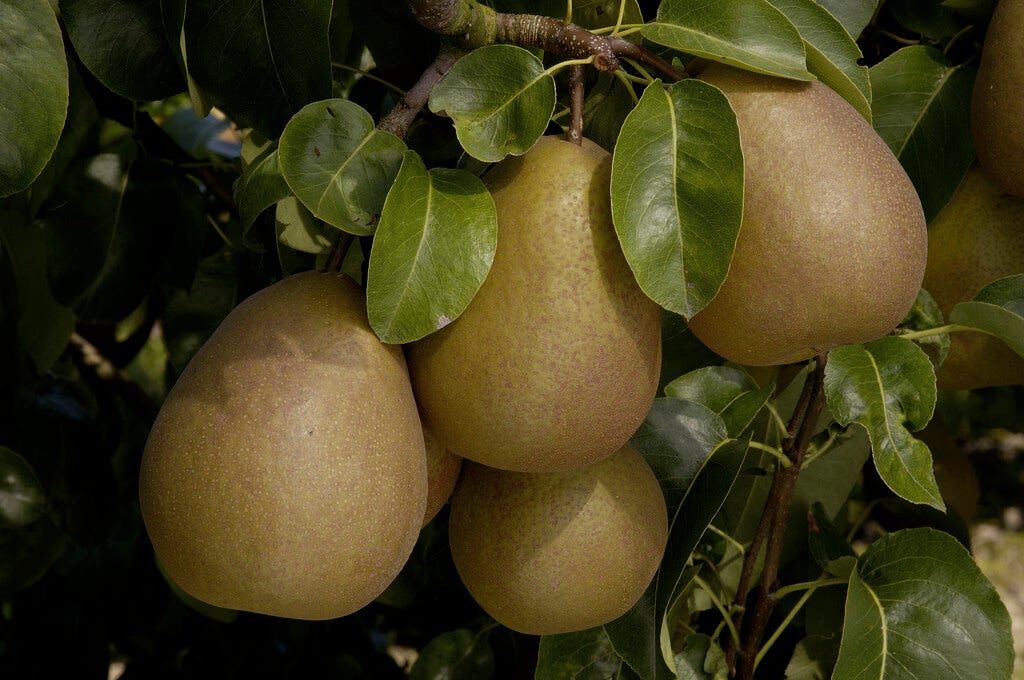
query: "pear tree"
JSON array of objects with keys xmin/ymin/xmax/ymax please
[{"xmin": 0, "ymin": 0, "xmax": 1022, "ymax": 678}]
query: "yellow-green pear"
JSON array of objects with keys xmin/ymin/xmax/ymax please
[
  {"xmin": 407, "ymin": 136, "xmax": 662, "ymax": 473},
  {"xmin": 923, "ymin": 167, "xmax": 1024, "ymax": 390},
  {"xmin": 687, "ymin": 64, "xmax": 928, "ymax": 366},
  {"xmin": 448, "ymin": 444, "xmax": 668, "ymax": 635},
  {"xmin": 421, "ymin": 424, "xmax": 462, "ymax": 526},
  {"xmin": 971, "ymin": 0, "xmax": 1024, "ymax": 197},
  {"xmin": 139, "ymin": 271, "xmax": 427, "ymax": 620}
]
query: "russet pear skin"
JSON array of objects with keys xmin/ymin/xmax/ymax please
[
  {"xmin": 971, "ymin": 0, "xmax": 1024, "ymax": 198},
  {"xmin": 448, "ymin": 444, "xmax": 668, "ymax": 635},
  {"xmin": 407, "ymin": 136, "xmax": 662, "ymax": 473},
  {"xmin": 421, "ymin": 424, "xmax": 462, "ymax": 526},
  {"xmin": 923, "ymin": 167, "xmax": 1024, "ymax": 390},
  {"xmin": 139, "ymin": 271, "xmax": 427, "ymax": 620},
  {"xmin": 687, "ymin": 64, "xmax": 927, "ymax": 366}
]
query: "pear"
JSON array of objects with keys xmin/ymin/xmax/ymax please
[
  {"xmin": 686, "ymin": 64, "xmax": 928, "ymax": 366},
  {"xmin": 421, "ymin": 424, "xmax": 462, "ymax": 526},
  {"xmin": 448, "ymin": 444, "xmax": 668, "ymax": 635},
  {"xmin": 139, "ymin": 271, "xmax": 427, "ymax": 620},
  {"xmin": 917, "ymin": 418, "xmax": 980, "ymax": 522},
  {"xmin": 923, "ymin": 167, "xmax": 1024, "ymax": 390},
  {"xmin": 407, "ymin": 136, "xmax": 662, "ymax": 473},
  {"xmin": 971, "ymin": 0, "xmax": 1024, "ymax": 197}
]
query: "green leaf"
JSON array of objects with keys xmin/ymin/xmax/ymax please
[
  {"xmin": 536, "ymin": 627, "xmax": 639, "ymax": 680},
  {"xmin": 60, "ymin": 0, "xmax": 185, "ymax": 101},
  {"xmin": 643, "ymin": 0, "xmax": 812, "ymax": 80},
  {"xmin": 44, "ymin": 155, "xmax": 198, "ymax": 322},
  {"xmin": 664, "ymin": 365, "xmax": 773, "ymax": 437},
  {"xmin": 0, "ymin": 0, "xmax": 69, "ymax": 198},
  {"xmin": 234, "ymin": 144, "xmax": 291, "ymax": 249},
  {"xmin": 610, "ymin": 79, "xmax": 743, "ymax": 318},
  {"xmin": 409, "ymin": 628, "xmax": 495, "ymax": 680},
  {"xmin": 428, "ymin": 45, "xmax": 556, "ymax": 163},
  {"xmin": 674, "ymin": 634, "xmax": 715, "ymax": 679},
  {"xmin": 833, "ymin": 528, "xmax": 1014, "ymax": 680},
  {"xmin": 275, "ymin": 196, "xmax": 331, "ymax": 255},
  {"xmin": 0, "ymin": 447, "xmax": 46, "ymax": 530},
  {"xmin": 604, "ymin": 584, "xmax": 673, "ymax": 680},
  {"xmin": 766, "ymin": 0, "xmax": 872, "ymax": 120},
  {"xmin": 785, "ymin": 634, "xmax": 840, "ymax": 680},
  {"xmin": 582, "ymin": 73, "xmax": 637, "ymax": 152},
  {"xmin": 870, "ymin": 46, "xmax": 976, "ymax": 221},
  {"xmin": 366, "ymin": 151, "xmax": 497, "ymax": 344},
  {"xmin": 279, "ymin": 98, "xmax": 406, "ymax": 235},
  {"xmin": 0, "ymin": 213, "xmax": 75, "ymax": 372},
  {"xmin": 824, "ymin": 338, "xmax": 943, "ymax": 510},
  {"xmin": 899, "ymin": 288, "xmax": 950, "ymax": 369},
  {"xmin": 815, "ymin": 0, "xmax": 878, "ymax": 38},
  {"xmin": 573, "ymin": 0, "xmax": 644, "ymax": 30},
  {"xmin": 949, "ymin": 274, "xmax": 1024, "ymax": 359},
  {"xmin": 183, "ymin": 0, "xmax": 332, "ymax": 138}
]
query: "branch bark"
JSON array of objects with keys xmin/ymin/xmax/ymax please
[{"xmin": 378, "ymin": 47, "xmax": 464, "ymax": 139}]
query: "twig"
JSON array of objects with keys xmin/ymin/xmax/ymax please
[
  {"xmin": 726, "ymin": 353, "xmax": 829, "ymax": 678},
  {"xmin": 377, "ymin": 47, "xmax": 464, "ymax": 139},
  {"xmin": 323, "ymin": 232, "xmax": 355, "ymax": 274},
  {"xmin": 567, "ymin": 64, "xmax": 586, "ymax": 145},
  {"xmin": 68, "ymin": 332, "xmax": 161, "ymax": 423},
  {"xmin": 606, "ymin": 36, "xmax": 690, "ymax": 82}
]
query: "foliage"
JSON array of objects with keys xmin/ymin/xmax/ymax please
[{"xmin": 1, "ymin": 0, "xmax": 1022, "ymax": 678}]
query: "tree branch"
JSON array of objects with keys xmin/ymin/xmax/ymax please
[
  {"xmin": 727, "ymin": 353, "xmax": 829, "ymax": 678},
  {"xmin": 378, "ymin": 46, "xmax": 464, "ymax": 139},
  {"xmin": 567, "ymin": 64, "xmax": 586, "ymax": 145}
]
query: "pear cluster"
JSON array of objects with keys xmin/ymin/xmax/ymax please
[{"xmin": 139, "ymin": 136, "xmax": 669, "ymax": 633}]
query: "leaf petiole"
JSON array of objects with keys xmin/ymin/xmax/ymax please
[{"xmin": 898, "ymin": 323, "xmax": 973, "ymax": 341}]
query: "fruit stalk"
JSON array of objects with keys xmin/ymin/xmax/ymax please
[{"xmin": 728, "ymin": 353, "xmax": 828, "ymax": 678}]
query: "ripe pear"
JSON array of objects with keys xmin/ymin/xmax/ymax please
[
  {"xmin": 686, "ymin": 64, "xmax": 928, "ymax": 366},
  {"xmin": 139, "ymin": 271, "xmax": 427, "ymax": 620},
  {"xmin": 448, "ymin": 444, "xmax": 668, "ymax": 635},
  {"xmin": 421, "ymin": 424, "xmax": 462, "ymax": 526},
  {"xmin": 923, "ymin": 167, "xmax": 1024, "ymax": 390},
  {"xmin": 407, "ymin": 136, "xmax": 662, "ymax": 473},
  {"xmin": 971, "ymin": 0, "xmax": 1024, "ymax": 197}
]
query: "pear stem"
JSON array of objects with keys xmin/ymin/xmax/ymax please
[
  {"xmin": 727, "ymin": 352, "xmax": 829, "ymax": 679},
  {"xmin": 323, "ymin": 232, "xmax": 355, "ymax": 274},
  {"xmin": 567, "ymin": 63, "xmax": 586, "ymax": 145}
]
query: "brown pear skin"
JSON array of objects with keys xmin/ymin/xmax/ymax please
[
  {"xmin": 972, "ymin": 0, "xmax": 1024, "ymax": 198},
  {"xmin": 923, "ymin": 167, "xmax": 1024, "ymax": 390},
  {"xmin": 139, "ymin": 271, "xmax": 427, "ymax": 620},
  {"xmin": 448, "ymin": 444, "xmax": 668, "ymax": 635},
  {"xmin": 407, "ymin": 136, "xmax": 662, "ymax": 473},
  {"xmin": 421, "ymin": 424, "xmax": 462, "ymax": 526},
  {"xmin": 687, "ymin": 64, "xmax": 928, "ymax": 366}
]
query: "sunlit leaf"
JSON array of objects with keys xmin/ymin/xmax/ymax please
[
  {"xmin": 833, "ymin": 528, "xmax": 1014, "ymax": 680},
  {"xmin": 279, "ymin": 98, "xmax": 406, "ymax": 235},
  {"xmin": 610, "ymin": 79, "xmax": 743, "ymax": 318},
  {"xmin": 0, "ymin": 0, "xmax": 68, "ymax": 198},
  {"xmin": 366, "ymin": 151, "xmax": 497, "ymax": 344},
  {"xmin": 643, "ymin": 0, "xmax": 812, "ymax": 80},
  {"xmin": 428, "ymin": 45, "xmax": 555, "ymax": 162},
  {"xmin": 870, "ymin": 46, "xmax": 976, "ymax": 221},
  {"xmin": 824, "ymin": 338, "xmax": 942, "ymax": 510},
  {"xmin": 664, "ymin": 365, "xmax": 772, "ymax": 437},
  {"xmin": 536, "ymin": 627, "xmax": 639, "ymax": 680}
]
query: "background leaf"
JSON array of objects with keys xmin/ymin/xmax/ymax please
[
  {"xmin": 366, "ymin": 151, "xmax": 497, "ymax": 344},
  {"xmin": 766, "ymin": 0, "xmax": 872, "ymax": 120},
  {"xmin": 573, "ymin": 0, "xmax": 644, "ymax": 29},
  {"xmin": 815, "ymin": 0, "xmax": 879, "ymax": 38},
  {"xmin": 869, "ymin": 46, "xmax": 976, "ymax": 221},
  {"xmin": 664, "ymin": 365, "xmax": 773, "ymax": 437},
  {"xmin": 824, "ymin": 338, "xmax": 943, "ymax": 510},
  {"xmin": 899, "ymin": 288, "xmax": 950, "ymax": 370},
  {"xmin": 408, "ymin": 627, "xmax": 495, "ymax": 680},
  {"xmin": 0, "ymin": 0, "xmax": 69, "ymax": 198},
  {"xmin": 949, "ymin": 274, "xmax": 1024, "ymax": 359},
  {"xmin": 279, "ymin": 98, "xmax": 406, "ymax": 235},
  {"xmin": 610, "ymin": 79, "xmax": 743, "ymax": 318},
  {"xmin": 536, "ymin": 627, "xmax": 639, "ymax": 680},
  {"xmin": 428, "ymin": 45, "xmax": 556, "ymax": 163},
  {"xmin": 833, "ymin": 528, "xmax": 1014, "ymax": 680},
  {"xmin": 60, "ymin": 0, "xmax": 185, "ymax": 101},
  {"xmin": 183, "ymin": 0, "xmax": 332, "ymax": 138},
  {"xmin": 0, "ymin": 213, "xmax": 75, "ymax": 373},
  {"xmin": 234, "ymin": 145, "xmax": 291, "ymax": 248},
  {"xmin": 643, "ymin": 0, "xmax": 812, "ymax": 80}
]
